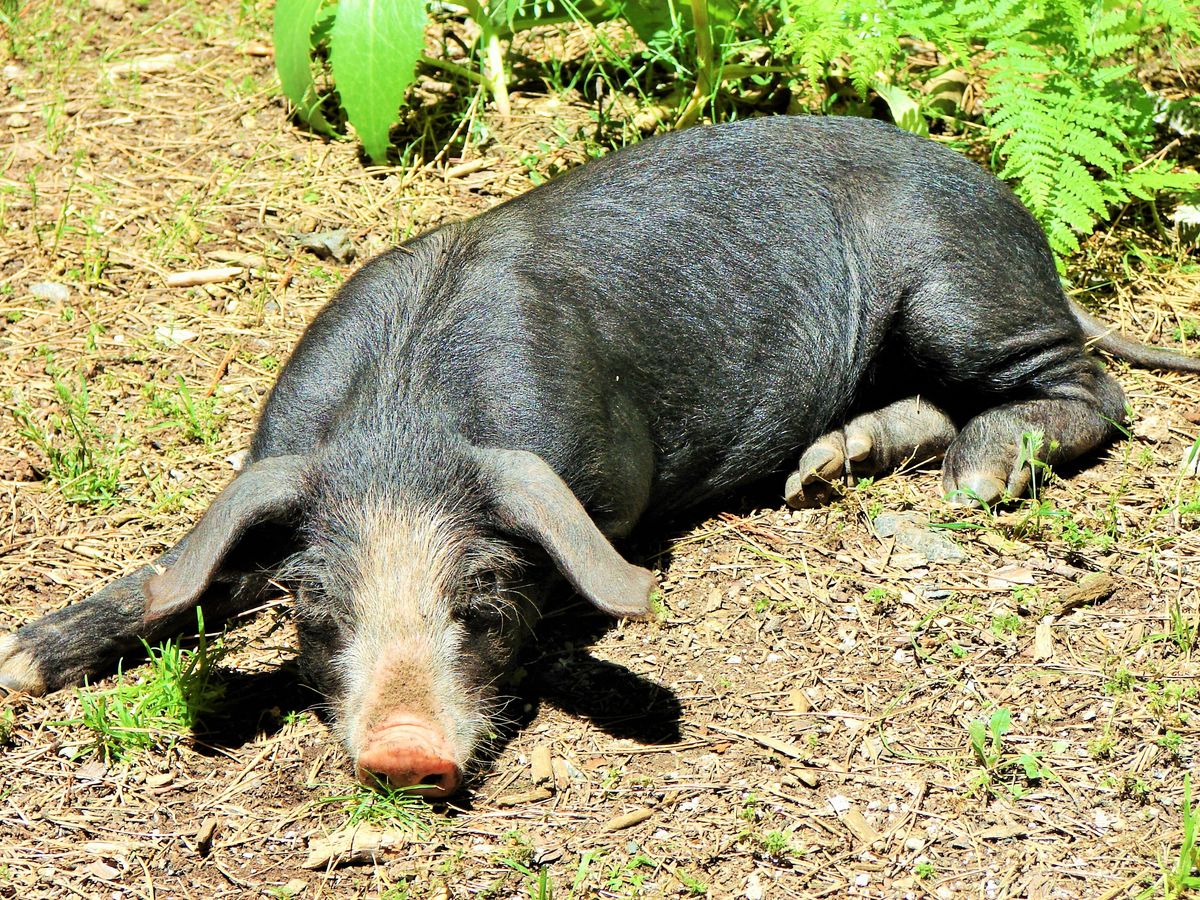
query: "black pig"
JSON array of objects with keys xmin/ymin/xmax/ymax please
[{"xmin": 3, "ymin": 115, "xmax": 1197, "ymax": 795}]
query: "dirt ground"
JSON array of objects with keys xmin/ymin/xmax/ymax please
[{"xmin": 2, "ymin": 2, "xmax": 1200, "ymax": 898}]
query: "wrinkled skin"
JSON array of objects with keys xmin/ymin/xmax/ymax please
[{"xmin": 3, "ymin": 115, "xmax": 1198, "ymax": 794}]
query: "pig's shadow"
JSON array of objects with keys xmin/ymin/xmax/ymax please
[
  {"xmin": 495, "ymin": 477, "xmax": 795, "ymax": 755},
  {"xmin": 191, "ymin": 663, "xmax": 313, "ymax": 751},
  {"xmin": 513, "ymin": 610, "xmax": 683, "ymax": 747}
]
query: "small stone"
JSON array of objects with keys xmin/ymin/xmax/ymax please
[
  {"xmin": 88, "ymin": 0, "xmax": 126, "ymax": 18},
  {"xmin": 297, "ymin": 228, "xmax": 355, "ymax": 263},
  {"xmin": 6, "ymin": 113, "xmax": 30, "ymax": 129},
  {"xmin": 872, "ymin": 511, "xmax": 924, "ymax": 538},
  {"xmin": 29, "ymin": 281, "xmax": 68, "ymax": 303}
]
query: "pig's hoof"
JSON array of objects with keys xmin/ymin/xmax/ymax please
[
  {"xmin": 784, "ymin": 433, "xmax": 847, "ymax": 508},
  {"xmin": 944, "ymin": 473, "xmax": 1007, "ymax": 508},
  {"xmin": 0, "ymin": 634, "xmax": 47, "ymax": 695},
  {"xmin": 785, "ymin": 398, "xmax": 957, "ymax": 509}
]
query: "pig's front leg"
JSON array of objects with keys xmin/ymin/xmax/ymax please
[
  {"xmin": 0, "ymin": 547, "xmax": 275, "ymax": 695},
  {"xmin": 785, "ymin": 396, "xmax": 958, "ymax": 507}
]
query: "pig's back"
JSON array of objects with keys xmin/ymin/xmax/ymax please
[{"xmin": 452, "ymin": 116, "xmax": 1034, "ymax": 513}]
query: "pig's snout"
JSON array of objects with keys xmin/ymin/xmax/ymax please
[{"xmin": 356, "ymin": 716, "xmax": 462, "ymax": 797}]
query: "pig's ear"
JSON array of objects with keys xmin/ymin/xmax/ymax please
[
  {"xmin": 474, "ymin": 447, "xmax": 656, "ymax": 618},
  {"xmin": 143, "ymin": 455, "xmax": 308, "ymax": 623}
]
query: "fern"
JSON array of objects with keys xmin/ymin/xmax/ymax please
[{"xmin": 774, "ymin": 0, "xmax": 1200, "ymax": 266}]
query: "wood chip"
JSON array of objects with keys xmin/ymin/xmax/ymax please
[
  {"xmin": 978, "ymin": 532, "xmax": 1030, "ymax": 555},
  {"xmin": 302, "ymin": 826, "xmax": 407, "ymax": 869},
  {"xmin": 84, "ymin": 840, "xmax": 140, "ymax": 857},
  {"xmin": 788, "ymin": 689, "xmax": 812, "ymax": 714},
  {"xmin": 495, "ymin": 787, "xmax": 553, "ymax": 807},
  {"xmin": 602, "ymin": 807, "xmax": 654, "ymax": 832},
  {"xmin": 795, "ymin": 768, "xmax": 820, "ymax": 789},
  {"xmin": 208, "ymin": 250, "xmax": 266, "ymax": 268},
  {"xmin": 165, "ymin": 266, "xmax": 244, "ymax": 287},
  {"xmin": 988, "ymin": 564, "xmax": 1036, "ymax": 589},
  {"xmin": 1033, "ymin": 620, "xmax": 1055, "ymax": 661},
  {"xmin": 82, "ymin": 860, "xmax": 121, "ymax": 881},
  {"xmin": 106, "ymin": 53, "xmax": 187, "ymax": 76},
  {"xmin": 1056, "ymin": 572, "xmax": 1117, "ymax": 615},
  {"xmin": 146, "ymin": 772, "xmax": 174, "ymax": 789},
  {"xmin": 154, "ymin": 325, "xmax": 199, "ymax": 344},
  {"xmin": 979, "ymin": 823, "xmax": 1028, "ymax": 840},
  {"xmin": 837, "ymin": 805, "xmax": 881, "ymax": 845},
  {"xmin": 195, "ymin": 816, "xmax": 220, "ymax": 856},
  {"xmin": 445, "ymin": 158, "xmax": 493, "ymax": 179},
  {"xmin": 530, "ymin": 745, "xmax": 554, "ymax": 787}
]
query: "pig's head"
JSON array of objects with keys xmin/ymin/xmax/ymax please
[{"xmin": 139, "ymin": 441, "xmax": 656, "ymax": 797}]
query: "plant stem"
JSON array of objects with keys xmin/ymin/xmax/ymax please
[
  {"xmin": 677, "ymin": 0, "xmax": 714, "ymax": 128},
  {"xmin": 459, "ymin": 0, "xmax": 511, "ymax": 120},
  {"xmin": 419, "ymin": 53, "xmax": 485, "ymax": 85}
]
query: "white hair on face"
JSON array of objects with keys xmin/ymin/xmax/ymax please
[{"xmin": 327, "ymin": 501, "xmax": 493, "ymax": 765}]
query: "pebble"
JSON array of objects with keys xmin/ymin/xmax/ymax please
[
  {"xmin": 29, "ymin": 281, "xmax": 69, "ymax": 302},
  {"xmin": 873, "ymin": 511, "xmax": 966, "ymax": 563}
]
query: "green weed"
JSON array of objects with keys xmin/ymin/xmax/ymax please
[
  {"xmin": 144, "ymin": 376, "xmax": 223, "ymax": 446},
  {"xmin": 990, "ymin": 612, "xmax": 1022, "ymax": 638},
  {"xmin": 315, "ymin": 781, "xmax": 437, "ymax": 837},
  {"xmin": 13, "ymin": 372, "xmax": 127, "ymax": 505},
  {"xmin": 968, "ymin": 707, "xmax": 1052, "ymax": 799},
  {"xmin": 1139, "ymin": 775, "xmax": 1200, "ymax": 899},
  {"xmin": 67, "ymin": 611, "xmax": 225, "ymax": 761}
]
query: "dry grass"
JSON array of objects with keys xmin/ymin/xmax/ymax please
[{"xmin": 1, "ymin": 1, "xmax": 1199, "ymax": 898}]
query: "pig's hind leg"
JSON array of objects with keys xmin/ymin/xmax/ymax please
[
  {"xmin": 784, "ymin": 396, "xmax": 958, "ymax": 507},
  {"xmin": 900, "ymin": 276, "xmax": 1129, "ymax": 506},
  {"xmin": 941, "ymin": 371, "xmax": 1127, "ymax": 506}
]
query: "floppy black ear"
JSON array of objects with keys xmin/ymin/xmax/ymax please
[
  {"xmin": 143, "ymin": 455, "xmax": 308, "ymax": 623},
  {"xmin": 473, "ymin": 447, "xmax": 656, "ymax": 617}
]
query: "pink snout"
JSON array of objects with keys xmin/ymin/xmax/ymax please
[{"xmin": 356, "ymin": 717, "xmax": 462, "ymax": 797}]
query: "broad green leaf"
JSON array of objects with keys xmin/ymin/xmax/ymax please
[
  {"xmin": 968, "ymin": 719, "xmax": 987, "ymax": 764},
  {"xmin": 273, "ymin": 0, "xmax": 336, "ymax": 136},
  {"xmin": 329, "ymin": 0, "xmax": 427, "ymax": 164},
  {"xmin": 989, "ymin": 707, "xmax": 1012, "ymax": 741},
  {"xmin": 1018, "ymin": 753, "xmax": 1043, "ymax": 781},
  {"xmin": 873, "ymin": 82, "xmax": 929, "ymax": 137}
]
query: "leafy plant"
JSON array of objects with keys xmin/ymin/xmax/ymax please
[
  {"xmin": 773, "ymin": 0, "xmax": 1200, "ymax": 264},
  {"xmin": 968, "ymin": 707, "xmax": 1052, "ymax": 797},
  {"xmin": 316, "ymin": 780, "xmax": 436, "ymax": 835},
  {"xmin": 66, "ymin": 611, "xmax": 226, "ymax": 761},
  {"xmin": 272, "ymin": 0, "xmax": 767, "ymax": 161}
]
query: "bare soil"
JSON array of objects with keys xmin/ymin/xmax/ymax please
[{"xmin": 2, "ymin": 2, "xmax": 1199, "ymax": 898}]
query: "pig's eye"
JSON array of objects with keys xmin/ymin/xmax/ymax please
[{"xmin": 454, "ymin": 596, "xmax": 505, "ymax": 629}]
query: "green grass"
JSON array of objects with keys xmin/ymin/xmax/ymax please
[
  {"xmin": 12, "ymin": 370, "xmax": 128, "ymax": 506},
  {"xmin": 67, "ymin": 611, "xmax": 226, "ymax": 761},
  {"xmin": 1140, "ymin": 775, "xmax": 1200, "ymax": 899},
  {"xmin": 143, "ymin": 375, "xmax": 224, "ymax": 446},
  {"xmin": 314, "ymin": 781, "xmax": 437, "ymax": 837}
]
